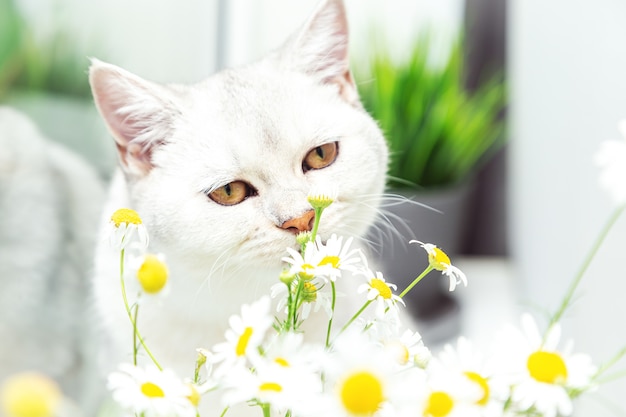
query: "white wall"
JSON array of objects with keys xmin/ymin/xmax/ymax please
[
  {"xmin": 17, "ymin": 0, "xmax": 219, "ymax": 83},
  {"xmin": 222, "ymin": 0, "xmax": 464, "ymax": 69},
  {"xmin": 509, "ymin": 0, "xmax": 626, "ymax": 414}
]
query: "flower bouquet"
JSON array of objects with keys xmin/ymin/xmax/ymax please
[{"xmin": 3, "ymin": 128, "xmax": 626, "ymax": 417}]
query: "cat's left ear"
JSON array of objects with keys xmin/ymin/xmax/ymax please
[{"xmin": 283, "ymin": 0, "xmax": 358, "ymax": 105}]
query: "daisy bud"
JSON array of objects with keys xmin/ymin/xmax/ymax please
[
  {"xmin": 279, "ymin": 269, "xmax": 296, "ymax": 285},
  {"xmin": 296, "ymin": 231, "xmax": 312, "ymax": 247}
]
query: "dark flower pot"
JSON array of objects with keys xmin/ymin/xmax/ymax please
[{"xmin": 368, "ymin": 181, "xmax": 475, "ymax": 343}]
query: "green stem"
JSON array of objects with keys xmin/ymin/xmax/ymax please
[
  {"xmin": 285, "ymin": 281, "xmax": 294, "ymax": 332},
  {"xmin": 132, "ymin": 303, "xmax": 139, "ymax": 365},
  {"xmin": 325, "ymin": 281, "xmax": 337, "ymax": 348},
  {"xmin": 219, "ymin": 407, "xmax": 230, "ymax": 417},
  {"xmin": 549, "ymin": 205, "xmax": 625, "ymax": 329},
  {"xmin": 118, "ymin": 249, "xmax": 163, "ymax": 370},
  {"xmin": 398, "ymin": 265, "xmax": 435, "ymax": 299},
  {"xmin": 291, "ymin": 277, "xmax": 305, "ymax": 330},
  {"xmin": 593, "ymin": 345, "xmax": 626, "ymax": 382},
  {"xmin": 261, "ymin": 403, "xmax": 271, "ymax": 417},
  {"xmin": 339, "ymin": 299, "xmax": 373, "ymax": 335},
  {"xmin": 310, "ymin": 207, "xmax": 324, "ymax": 242}
]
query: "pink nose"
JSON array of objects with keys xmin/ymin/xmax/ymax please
[{"xmin": 280, "ymin": 210, "xmax": 316, "ymax": 234}]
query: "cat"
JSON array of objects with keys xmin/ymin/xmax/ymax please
[
  {"xmin": 0, "ymin": 107, "xmax": 105, "ymax": 413},
  {"xmin": 89, "ymin": 0, "xmax": 390, "ymax": 414}
]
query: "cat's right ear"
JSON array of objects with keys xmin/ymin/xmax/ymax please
[{"xmin": 89, "ymin": 59, "xmax": 180, "ymax": 177}]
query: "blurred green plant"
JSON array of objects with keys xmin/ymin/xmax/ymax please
[
  {"xmin": 0, "ymin": 0, "xmax": 91, "ymax": 101},
  {"xmin": 356, "ymin": 36, "xmax": 506, "ymax": 189}
]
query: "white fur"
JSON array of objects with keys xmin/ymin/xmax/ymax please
[
  {"xmin": 90, "ymin": 0, "xmax": 389, "ymax": 415},
  {"xmin": 0, "ymin": 107, "xmax": 105, "ymax": 412}
]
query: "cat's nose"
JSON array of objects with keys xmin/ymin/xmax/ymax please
[{"xmin": 280, "ymin": 210, "xmax": 316, "ymax": 234}]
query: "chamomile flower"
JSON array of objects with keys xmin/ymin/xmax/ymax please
[
  {"xmin": 379, "ymin": 328, "xmax": 431, "ymax": 369},
  {"xmin": 108, "ymin": 208, "xmax": 149, "ymax": 250},
  {"xmin": 283, "ymin": 235, "xmax": 362, "ymax": 283},
  {"xmin": 321, "ymin": 330, "xmax": 420, "ymax": 417},
  {"xmin": 493, "ymin": 314, "xmax": 596, "ymax": 417},
  {"xmin": 315, "ymin": 234, "xmax": 363, "ymax": 281},
  {"xmin": 222, "ymin": 344, "xmax": 322, "ymax": 415},
  {"xmin": 0, "ymin": 372, "xmax": 63, "ymax": 417},
  {"xmin": 211, "ymin": 297, "xmax": 274, "ymax": 377},
  {"xmin": 410, "ymin": 240, "xmax": 467, "ymax": 291},
  {"xmin": 434, "ymin": 337, "xmax": 507, "ymax": 416},
  {"xmin": 282, "ymin": 243, "xmax": 325, "ymax": 280},
  {"xmin": 107, "ymin": 363, "xmax": 197, "ymax": 417},
  {"xmin": 595, "ymin": 120, "xmax": 626, "ymax": 205},
  {"xmin": 357, "ymin": 269, "xmax": 405, "ymax": 318},
  {"xmin": 418, "ymin": 370, "xmax": 483, "ymax": 417}
]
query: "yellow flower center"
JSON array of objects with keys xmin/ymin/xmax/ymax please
[
  {"xmin": 0, "ymin": 372, "xmax": 62, "ymax": 417},
  {"xmin": 339, "ymin": 371, "xmax": 384, "ymax": 415},
  {"xmin": 527, "ymin": 351, "xmax": 568, "ymax": 384},
  {"xmin": 136, "ymin": 255, "xmax": 169, "ymax": 294},
  {"xmin": 370, "ymin": 278, "xmax": 392, "ymax": 299},
  {"xmin": 274, "ymin": 357, "xmax": 290, "ymax": 367},
  {"xmin": 307, "ymin": 194, "xmax": 333, "ymax": 210},
  {"xmin": 140, "ymin": 382, "xmax": 165, "ymax": 398},
  {"xmin": 236, "ymin": 327, "xmax": 254, "ymax": 356},
  {"xmin": 424, "ymin": 391, "xmax": 454, "ymax": 417},
  {"xmin": 186, "ymin": 384, "xmax": 201, "ymax": 407},
  {"xmin": 464, "ymin": 371, "xmax": 490, "ymax": 405},
  {"xmin": 429, "ymin": 247, "xmax": 451, "ymax": 271},
  {"xmin": 110, "ymin": 208, "xmax": 142, "ymax": 227},
  {"xmin": 319, "ymin": 255, "xmax": 341, "ymax": 268},
  {"xmin": 302, "ymin": 282, "xmax": 318, "ymax": 303},
  {"xmin": 259, "ymin": 382, "xmax": 283, "ymax": 392},
  {"xmin": 300, "ymin": 263, "xmax": 316, "ymax": 280}
]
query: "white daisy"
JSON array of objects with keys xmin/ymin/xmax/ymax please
[
  {"xmin": 315, "ymin": 234, "xmax": 363, "ymax": 281},
  {"xmin": 382, "ymin": 328, "xmax": 431, "ymax": 369},
  {"xmin": 357, "ymin": 269, "xmax": 405, "ymax": 318},
  {"xmin": 282, "ymin": 235, "xmax": 363, "ymax": 283},
  {"xmin": 434, "ymin": 337, "xmax": 507, "ymax": 417},
  {"xmin": 282, "ymin": 242, "xmax": 325, "ymax": 281},
  {"xmin": 107, "ymin": 363, "xmax": 197, "ymax": 417},
  {"xmin": 493, "ymin": 314, "xmax": 597, "ymax": 417},
  {"xmin": 107, "ymin": 208, "xmax": 149, "ymax": 250},
  {"xmin": 211, "ymin": 297, "xmax": 274, "ymax": 377},
  {"xmin": 410, "ymin": 240, "xmax": 467, "ymax": 291},
  {"xmin": 222, "ymin": 347, "xmax": 322, "ymax": 416},
  {"xmin": 418, "ymin": 369, "xmax": 484, "ymax": 417},
  {"xmin": 123, "ymin": 253, "xmax": 170, "ymax": 302},
  {"xmin": 595, "ymin": 120, "xmax": 626, "ymax": 205},
  {"xmin": 321, "ymin": 330, "xmax": 421, "ymax": 417}
]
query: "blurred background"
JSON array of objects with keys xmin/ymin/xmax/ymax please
[{"xmin": 2, "ymin": 0, "xmax": 626, "ymax": 415}]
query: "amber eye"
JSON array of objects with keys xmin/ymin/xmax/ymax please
[
  {"xmin": 208, "ymin": 181, "xmax": 256, "ymax": 206},
  {"xmin": 303, "ymin": 142, "xmax": 339, "ymax": 172}
]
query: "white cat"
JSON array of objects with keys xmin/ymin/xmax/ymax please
[
  {"xmin": 90, "ymin": 0, "xmax": 389, "ymax": 414},
  {"xmin": 0, "ymin": 107, "xmax": 105, "ymax": 412}
]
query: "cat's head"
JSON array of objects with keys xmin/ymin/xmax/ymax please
[{"xmin": 89, "ymin": 0, "xmax": 388, "ymax": 269}]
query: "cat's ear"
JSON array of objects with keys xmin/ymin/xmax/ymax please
[
  {"xmin": 89, "ymin": 59, "xmax": 180, "ymax": 176},
  {"xmin": 283, "ymin": 0, "xmax": 358, "ymax": 104}
]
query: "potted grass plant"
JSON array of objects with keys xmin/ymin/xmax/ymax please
[{"xmin": 356, "ymin": 35, "xmax": 506, "ymax": 340}]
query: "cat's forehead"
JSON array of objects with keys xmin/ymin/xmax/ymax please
[{"xmin": 186, "ymin": 67, "xmax": 345, "ymax": 157}]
